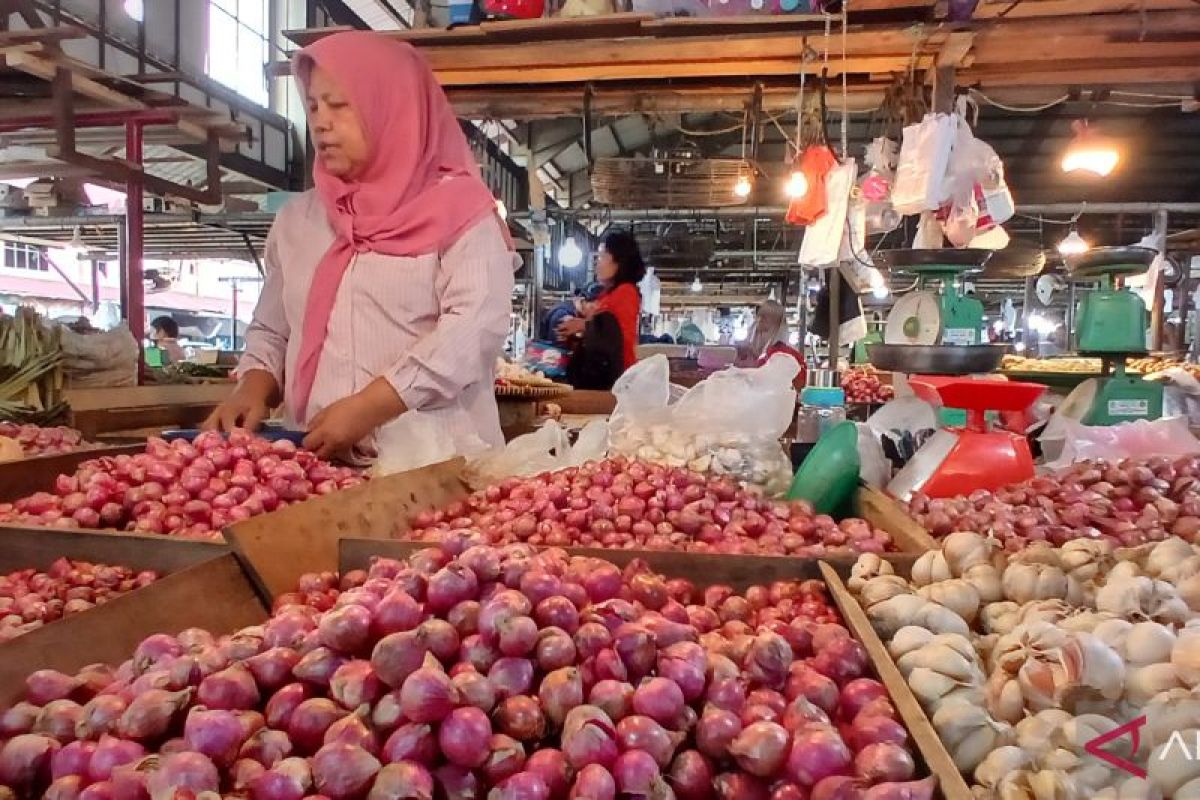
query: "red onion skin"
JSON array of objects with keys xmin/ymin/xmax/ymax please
[
  {"xmin": 846, "ymin": 716, "xmax": 907, "ymax": 753},
  {"xmin": 860, "ymin": 777, "xmax": 935, "ymax": 800},
  {"xmin": 488, "ymin": 658, "xmax": 535, "ymax": 700},
  {"xmin": 311, "ymin": 743, "xmax": 381, "ymax": 800},
  {"xmin": 44, "ymin": 775, "xmax": 84, "ymax": 800},
  {"xmin": 400, "ymin": 665, "xmax": 459, "ymax": 724},
  {"xmin": 232, "ymin": 758, "xmax": 267, "ymax": 792},
  {"xmin": 116, "ymin": 688, "xmax": 192, "ymax": 741},
  {"xmin": 569, "ymin": 763, "xmax": 616, "ymax": 800},
  {"xmin": 247, "ymin": 648, "xmax": 303, "ymax": 693},
  {"xmin": 714, "ymin": 772, "xmax": 770, "ymax": 800},
  {"xmin": 482, "ymin": 734, "xmax": 527, "ymax": 785},
  {"xmin": 369, "ymin": 761, "xmax": 435, "ymax": 800},
  {"xmin": 616, "ymin": 715, "xmax": 683, "ymax": 768},
  {"xmin": 265, "ymin": 683, "xmax": 310, "ymax": 730},
  {"xmin": 525, "ymin": 749, "xmax": 570, "ymax": 800},
  {"xmin": 294, "ymin": 647, "xmax": 349, "ymax": 689},
  {"xmin": 490, "ymin": 771, "xmax": 550, "ymax": 800},
  {"xmin": 85, "ymin": 736, "xmax": 143, "ymax": 783},
  {"xmin": 561, "ymin": 706, "xmax": 619, "ymax": 771},
  {"xmin": 372, "ymin": 631, "xmax": 430, "ymax": 689},
  {"xmin": 287, "ymin": 699, "xmax": 347, "ymax": 756},
  {"xmin": 730, "ymin": 721, "xmax": 791, "ymax": 777},
  {"xmin": 324, "ymin": 709, "xmax": 381, "ymax": 755},
  {"xmin": 669, "ymin": 750, "xmax": 715, "ymax": 800},
  {"xmin": 382, "ymin": 722, "xmax": 436, "ymax": 765},
  {"xmin": 438, "ymin": 706, "xmax": 492, "ymax": 768},
  {"xmin": 452, "ymin": 670, "xmax": 497, "ymax": 713},
  {"xmin": 837, "ymin": 680, "xmax": 888, "ymax": 723},
  {"xmin": 251, "ymin": 756, "xmax": 314, "ymax": 800},
  {"xmin": 810, "ymin": 775, "xmax": 865, "ymax": 800},
  {"xmin": 372, "ymin": 590, "xmax": 425, "ymax": 638},
  {"xmin": 183, "ymin": 707, "xmax": 248, "ymax": 768},
  {"xmin": 696, "ymin": 707, "xmax": 742, "ymax": 760},
  {"xmin": 240, "ymin": 727, "xmax": 294, "ymax": 768},
  {"xmin": 144, "ymin": 751, "xmax": 220, "ymax": 799},
  {"xmin": 330, "ymin": 660, "xmax": 385, "ymax": 711},
  {"xmin": 785, "ymin": 668, "xmax": 838, "ymax": 716},
  {"xmin": 539, "ymin": 667, "xmax": 584, "ymax": 728},
  {"xmin": 786, "ymin": 727, "xmax": 852, "ymax": 788},
  {"xmin": 588, "ymin": 680, "xmax": 634, "ymax": 722},
  {"xmin": 495, "ymin": 696, "xmax": 547, "ymax": 742},
  {"xmin": 632, "ymin": 677, "xmax": 686, "ymax": 727},
  {"xmin": 197, "ymin": 663, "xmax": 260, "ymax": 711},
  {"xmin": 612, "ymin": 750, "xmax": 662, "ymax": 796},
  {"xmin": 0, "ymin": 703, "xmax": 40, "ymax": 738},
  {"xmin": 854, "ymin": 743, "xmax": 916, "ymax": 785},
  {"xmin": 27, "ymin": 670, "xmax": 84, "ymax": 706},
  {"xmin": 50, "ymin": 740, "xmax": 96, "ymax": 781},
  {"xmin": 811, "ymin": 639, "xmax": 869, "ymax": 686}
]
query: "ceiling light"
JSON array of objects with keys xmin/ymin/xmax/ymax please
[
  {"xmin": 785, "ymin": 169, "xmax": 809, "ymax": 200},
  {"xmin": 1057, "ymin": 228, "xmax": 1090, "ymax": 256},
  {"xmin": 495, "ymin": 199, "xmax": 507, "ymax": 221},
  {"xmin": 123, "ymin": 0, "xmax": 144, "ymax": 22},
  {"xmin": 1061, "ymin": 120, "xmax": 1119, "ymax": 177},
  {"xmin": 733, "ymin": 175, "xmax": 753, "ymax": 198},
  {"xmin": 559, "ymin": 237, "xmax": 583, "ymax": 269},
  {"xmin": 872, "ymin": 284, "xmax": 890, "ymax": 299},
  {"xmin": 691, "ymin": 276, "xmax": 703, "ymax": 293}
]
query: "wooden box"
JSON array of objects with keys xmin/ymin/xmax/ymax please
[
  {"xmin": 0, "ymin": 528, "xmax": 264, "ymax": 707},
  {"xmin": 0, "ymin": 445, "xmax": 144, "ymax": 504}
]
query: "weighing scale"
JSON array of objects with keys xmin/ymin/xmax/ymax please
[
  {"xmin": 867, "ymin": 250, "xmax": 1010, "ymax": 377},
  {"xmin": 887, "ymin": 376, "xmax": 1046, "ymax": 501},
  {"xmin": 1059, "ymin": 246, "xmax": 1164, "ymax": 426}
]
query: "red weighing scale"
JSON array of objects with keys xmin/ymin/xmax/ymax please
[{"xmin": 887, "ymin": 376, "xmax": 1046, "ymax": 501}]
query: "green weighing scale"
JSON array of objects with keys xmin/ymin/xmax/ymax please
[{"xmin": 1060, "ymin": 246, "xmax": 1164, "ymax": 426}]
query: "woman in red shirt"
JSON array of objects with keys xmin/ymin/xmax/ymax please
[{"xmin": 558, "ymin": 230, "xmax": 644, "ymax": 387}]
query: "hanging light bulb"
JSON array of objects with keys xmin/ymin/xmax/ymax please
[
  {"xmin": 123, "ymin": 0, "xmax": 144, "ymax": 21},
  {"xmin": 733, "ymin": 175, "xmax": 753, "ymax": 198},
  {"xmin": 785, "ymin": 169, "xmax": 809, "ymax": 199},
  {"xmin": 1061, "ymin": 120, "xmax": 1120, "ymax": 177},
  {"xmin": 495, "ymin": 199, "xmax": 508, "ymax": 220},
  {"xmin": 559, "ymin": 236, "xmax": 583, "ymax": 268},
  {"xmin": 1057, "ymin": 228, "xmax": 1090, "ymax": 256},
  {"xmin": 691, "ymin": 275, "xmax": 703, "ymax": 293},
  {"xmin": 872, "ymin": 284, "xmax": 890, "ymax": 299}
]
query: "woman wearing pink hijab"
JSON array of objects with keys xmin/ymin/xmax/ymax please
[{"xmin": 205, "ymin": 32, "xmax": 515, "ymax": 460}]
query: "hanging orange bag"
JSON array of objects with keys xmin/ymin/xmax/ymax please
[{"xmin": 785, "ymin": 144, "xmax": 838, "ymax": 226}]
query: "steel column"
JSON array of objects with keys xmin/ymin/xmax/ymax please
[{"xmin": 125, "ymin": 121, "xmax": 146, "ymax": 384}]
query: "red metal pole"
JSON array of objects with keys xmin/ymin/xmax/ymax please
[
  {"xmin": 125, "ymin": 121, "xmax": 146, "ymax": 384},
  {"xmin": 0, "ymin": 110, "xmax": 182, "ymax": 133}
]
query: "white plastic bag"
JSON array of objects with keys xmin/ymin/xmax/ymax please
[
  {"xmin": 799, "ymin": 159, "xmax": 857, "ymax": 268},
  {"xmin": 609, "ymin": 354, "xmax": 800, "ymax": 495},
  {"xmin": 914, "ymin": 211, "xmax": 944, "ymax": 249},
  {"xmin": 466, "ymin": 419, "xmax": 610, "ymax": 489},
  {"xmin": 892, "ymin": 113, "xmax": 957, "ymax": 214},
  {"xmin": 1040, "ymin": 416, "xmax": 1200, "ymax": 470},
  {"xmin": 373, "ymin": 410, "xmax": 489, "ymax": 477}
]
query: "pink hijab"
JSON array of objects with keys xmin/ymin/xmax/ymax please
[{"xmin": 290, "ymin": 32, "xmax": 501, "ymax": 422}]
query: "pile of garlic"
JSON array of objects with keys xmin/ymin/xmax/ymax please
[
  {"xmin": 849, "ymin": 534, "xmax": 1200, "ymax": 800},
  {"xmin": 608, "ymin": 423, "xmax": 794, "ymax": 495}
]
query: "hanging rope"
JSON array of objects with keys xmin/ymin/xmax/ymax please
[{"xmin": 839, "ymin": 6, "xmax": 849, "ymax": 158}]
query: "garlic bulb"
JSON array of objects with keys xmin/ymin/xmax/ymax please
[
  {"xmin": 1058, "ymin": 611, "xmax": 1118, "ymax": 635},
  {"xmin": 911, "ymin": 549, "xmax": 953, "ymax": 586},
  {"xmin": 943, "ymin": 531, "xmax": 998, "ymax": 576},
  {"xmin": 1092, "ymin": 618, "xmax": 1134, "ymax": 652},
  {"xmin": 1125, "ymin": 622, "xmax": 1178, "ymax": 667},
  {"xmin": 994, "ymin": 622, "xmax": 1069, "ymax": 676},
  {"xmin": 917, "ymin": 579, "xmax": 982, "ymax": 624},
  {"xmin": 848, "ymin": 552, "xmax": 894, "ymax": 592},
  {"xmin": 1179, "ymin": 573, "xmax": 1200, "ymax": 612},
  {"xmin": 1059, "ymin": 632, "xmax": 1126, "ymax": 705},
  {"xmin": 1093, "ymin": 778, "xmax": 1164, "ymax": 800},
  {"xmin": 974, "ymin": 745, "xmax": 1034, "ymax": 789},
  {"xmin": 1148, "ymin": 727, "xmax": 1200, "ymax": 798},
  {"xmin": 1145, "ymin": 687, "xmax": 1200, "ymax": 751},
  {"xmin": 1011, "ymin": 542, "xmax": 1062, "ymax": 569},
  {"xmin": 914, "ymin": 599, "xmax": 972, "ymax": 637},
  {"xmin": 932, "ymin": 700, "xmax": 1012, "ymax": 773},
  {"xmin": 1060, "ymin": 538, "xmax": 1114, "ymax": 584},
  {"xmin": 888, "ymin": 625, "xmax": 936, "ymax": 660},
  {"xmin": 1096, "ymin": 576, "xmax": 1191, "ymax": 625},
  {"xmin": 995, "ymin": 768, "xmax": 1079, "ymax": 800},
  {"xmin": 1159, "ymin": 555, "xmax": 1200, "ymax": 586},
  {"xmin": 908, "ymin": 666, "xmax": 983, "ymax": 708},
  {"xmin": 1017, "ymin": 599, "xmax": 1074, "ymax": 627},
  {"xmin": 867, "ymin": 594, "xmax": 930, "ymax": 639},
  {"xmin": 982, "ymin": 601, "xmax": 1022, "ymax": 635},
  {"xmin": 1145, "ymin": 537, "xmax": 1196, "ymax": 579},
  {"xmin": 1003, "ymin": 563, "xmax": 1069, "ymax": 605},
  {"xmin": 1171, "ymin": 626, "xmax": 1200, "ymax": 687},
  {"xmin": 964, "ymin": 563, "xmax": 1004, "ymax": 604},
  {"xmin": 1014, "ymin": 710, "xmax": 1073, "ymax": 756},
  {"xmin": 1125, "ymin": 663, "xmax": 1185, "ymax": 705},
  {"xmin": 860, "ymin": 575, "xmax": 913, "ymax": 608},
  {"xmin": 1108, "ymin": 560, "xmax": 1143, "ymax": 582},
  {"xmin": 985, "ymin": 670, "xmax": 1025, "ymax": 724},
  {"xmin": 896, "ymin": 639, "xmax": 984, "ymax": 683}
]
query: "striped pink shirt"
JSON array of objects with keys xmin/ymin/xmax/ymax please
[{"xmin": 238, "ymin": 191, "xmax": 516, "ymax": 456}]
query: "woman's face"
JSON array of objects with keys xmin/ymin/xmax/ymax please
[
  {"xmin": 306, "ymin": 64, "xmax": 370, "ymax": 179},
  {"xmin": 596, "ymin": 247, "xmax": 618, "ymax": 284}
]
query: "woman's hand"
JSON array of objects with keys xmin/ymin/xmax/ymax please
[
  {"xmin": 303, "ymin": 377, "xmax": 406, "ymax": 459},
  {"xmin": 203, "ymin": 370, "xmax": 279, "ymax": 432},
  {"xmin": 556, "ymin": 316, "xmax": 586, "ymax": 340}
]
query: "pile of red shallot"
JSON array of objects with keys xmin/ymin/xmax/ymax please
[
  {"xmin": 841, "ymin": 368, "xmax": 894, "ymax": 406},
  {"xmin": 0, "ymin": 431, "xmax": 363, "ymax": 540},
  {"xmin": 0, "ymin": 542, "xmax": 931, "ymax": 800},
  {"xmin": 911, "ymin": 454, "xmax": 1200, "ymax": 552},
  {"xmin": 0, "ymin": 558, "xmax": 157, "ymax": 643},
  {"xmin": 406, "ymin": 458, "xmax": 894, "ymax": 557},
  {"xmin": 0, "ymin": 424, "xmax": 94, "ymax": 459}
]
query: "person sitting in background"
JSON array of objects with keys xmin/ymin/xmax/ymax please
[
  {"xmin": 737, "ymin": 299, "xmax": 806, "ymax": 385},
  {"xmin": 149, "ymin": 315, "xmax": 187, "ymax": 363},
  {"xmin": 539, "ymin": 283, "xmax": 602, "ymax": 343}
]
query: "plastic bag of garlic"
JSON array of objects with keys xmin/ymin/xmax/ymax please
[{"xmin": 609, "ymin": 354, "xmax": 800, "ymax": 496}]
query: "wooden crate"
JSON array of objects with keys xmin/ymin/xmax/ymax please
[
  {"xmin": 67, "ymin": 384, "xmax": 233, "ymax": 440},
  {"xmin": 0, "ymin": 445, "xmax": 144, "ymax": 503},
  {"xmin": 336, "ymin": 540, "xmax": 961, "ymax": 799},
  {"xmin": 0, "ymin": 529, "xmax": 264, "ymax": 707}
]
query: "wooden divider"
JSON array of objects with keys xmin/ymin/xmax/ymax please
[
  {"xmin": 857, "ymin": 485, "xmax": 939, "ymax": 553},
  {"xmin": 0, "ymin": 527, "xmax": 228, "ymax": 573},
  {"xmin": 224, "ymin": 459, "xmax": 470, "ymax": 602},
  {"xmin": 0, "ymin": 553, "xmax": 265, "ymax": 707},
  {"xmin": 821, "ymin": 562, "xmax": 973, "ymax": 800},
  {"xmin": 0, "ymin": 445, "xmax": 144, "ymax": 503}
]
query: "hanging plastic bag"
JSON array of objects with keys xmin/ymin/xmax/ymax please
[
  {"xmin": 941, "ymin": 192, "xmax": 980, "ymax": 247},
  {"xmin": 913, "ymin": 211, "xmax": 944, "ymax": 249},
  {"xmin": 639, "ymin": 266, "xmax": 662, "ymax": 316},
  {"xmin": 891, "ymin": 113, "xmax": 956, "ymax": 214},
  {"xmin": 785, "ymin": 145, "xmax": 838, "ymax": 226},
  {"xmin": 608, "ymin": 354, "xmax": 799, "ymax": 495},
  {"xmin": 799, "ymin": 159, "xmax": 857, "ymax": 267},
  {"xmin": 373, "ymin": 409, "xmax": 489, "ymax": 477},
  {"xmin": 466, "ymin": 419, "xmax": 610, "ymax": 488}
]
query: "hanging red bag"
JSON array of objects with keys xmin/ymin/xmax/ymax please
[{"xmin": 785, "ymin": 144, "xmax": 838, "ymax": 226}]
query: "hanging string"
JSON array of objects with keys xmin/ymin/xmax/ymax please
[
  {"xmin": 794, "ymin": 37, "xmax": 807, "ymax": 156},
  {"xmin": 840, "ymin": 5, "xmax": 849, "ymax": 159}
]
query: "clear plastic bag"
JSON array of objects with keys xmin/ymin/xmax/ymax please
[
  {"xmin": 466, "ymin": 419, "xmax": 610, "ymax": 489},
  {"xmin": 799, "ymin": 159, "xmax": 857, "ymax": 268},
  {"xmin": 892, "ymin": 113, "xmax": 957, "ymax": 214},
  {"xmin": 609, "ymin": 354, "xmax": 800, "ymax": 495},
  {"xmin": 1040, "ymin": 416, "xmax": 1200, "ymax": 470},
  {"xmin": 372, "ymin": 410, "xmax": 489, "ymax": 477}
]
